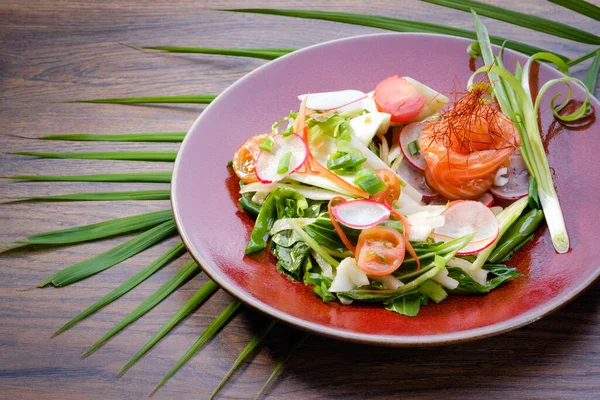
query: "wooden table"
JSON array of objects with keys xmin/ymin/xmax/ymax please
[{"xmin": 1, "ymin": 1, "xmax": 599, "ymax": 399}]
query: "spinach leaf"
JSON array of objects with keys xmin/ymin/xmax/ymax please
[
  {"xmin": 273, "ymin": 241, "xmax": 311, "ymax": 280},
  {"xmin": 271, "ymin": 230, "xmax": 301, "ymax": 248},
  {"xmin": 447, "ymin": 264, "xmax": 521, "ymax": 295},
  {"xmin": 303, "ymin": 256, "xmax": 336, "ymax": 302},
  {"xmin": 384, "ymin": 293, "xmax": 422, "ymax": 317}
]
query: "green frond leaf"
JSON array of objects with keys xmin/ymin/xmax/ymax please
[
  {"xmin": 422, "ymin": 0, "xmax": 600, "ymax": 45},
  {"xmin": 210, "ymin": 320, "xmax": 277, "ymax": 400},
  {"xmin": 40, "ymin": 132, "xmax": 186, "ymax": 142},
  {"xmin": 53, "ymin": 243, "xmax": 187, "ymax": 336},
  {"xmin": 117, "ymin": 279, "xmax": 220, "ymax": 376},
  {"xmin": 142, "ymin": 46, "xmax": 294, "ymax": 60},
  {"xmin": 10, "ymin": 210, "xmax": 173, "ymax": 247},
  {"xmin": 4, "ymin": 172, "xmax": 172, "ymax": 183},
  {"xmin": 548, "ymin": 0, "xmax": 600, "ymax": 22},
  {"xmin": 568, "ymin": 47, "xmax": 600, "ymax": 67},
  {"xmin": 221, "ymin": 8, "xmax": 568, "ymax": 60},
  {"xmin": 82, "ymin": 260, "xmax": 202, "ymax": 357},
  {"xmin": 151, "ymin": 300, "xmax": 242, "ymax": 395},
  {"xmin": 584, "ymin": 50, "xmax": 600, "ymax": 92},
  {"xmin": 65, "ymin": 94, "xmax": 217, "ymax": 104},
  {"xmin": 38, "ymin": 219, "xmax": 177, "ymax": 287},
  {"xmin": 254, "ymin": 332, "xmax": 310, "ymax": 400},
  {"xmin": 11, "ymin": 151, "xmax": 177, "ymax": 162},
  {"xmin": 12, "ymin": 190, "xmax": 171, "ymax": 203}
]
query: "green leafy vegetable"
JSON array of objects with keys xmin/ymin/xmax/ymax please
[
  {"xmin": 117, "ymin": 279, "xmax": 220, "ymax": 376},
  {"xmin": 419, "ymin": 279, "xmax": 448, "ymax": 303},
  {"xmin": 82, "ymin": 260, "xmax": 202, "ymax": 357},
  {"xmin": 447, "ymin": 264, "xmax": 521, "ymax": 294},
  {"xmin": 272, "ymin": 241, "xmax": 311, "ymax": 280},
  {"xmin": 39, "ymin": 132, "xmax": 186, "ymax": 142},
  {"xmin": 54, "ymin": 243, "xmax": 187, "ymax": 336},
  {"xmin": 38, "ymin": 219, "xmax": 177, "ymax": 287},
  {"xmin": 384, "ymin": 293, "xmax": 421, "ymax": 316}
]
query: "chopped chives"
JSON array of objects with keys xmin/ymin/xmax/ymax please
[
  {"xmin": 281, "ymin": 125, "xmax": 294, "ymax": 137},
  {"xmin": 408, "ymin": 140, "xmax": 421, "ymax": 156},
  {"xmin": 326, "ymin": 151, "xmax": 367, "ymax": 172},
  {"xmin": 259, "ymin": 137, "xmax": 275, "ymax": 152},
  {"xmin": 354, "ymin": 169, "xmax": 386, "ymax": 195},
  {"xmin": 277, "ymin": 152, "xmax": 292, "ymax": 174}
]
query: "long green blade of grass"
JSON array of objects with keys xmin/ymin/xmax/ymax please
[
  {"xmin": 10, "ymin": 210, "xmax": 173, "ymax": 247},
  {"xmin": 548, "ymin": 0, "xmax": 600, "ymax": 22},
  {"xmin": 4, "ymin": 172, "xmax": 172, "ymax": 183},
  {"xmin": 567, "ymin": 47, "xmax": 600, "ymax": 67},
  {"xmin": 151, "ymin": 300, "xmax": 242, "ymax": 395},
  {"xmin": 38, "ymin": 219, "xmax": 177, "ymax": 287},
  {"xmin": 82, "ymin": 260, "xmax": 202, "ymax": 357},
  {"xmin": 254, "ymin": 332, "xmax": 310, "ymax": 400},
  {"xmin": 66, "ymin": 95, "xmax": 217, "ymax": 104},
  {"xmin": 584, "ymin": 50, "xmax": 600, "ymax": 92},
  {"xmin": 13, "ymin": 190, "xmax": 171, "ymax": 202},
  {"xmin": 117, "ymin": 279, "xmax": 220, "ymax": 376},
  {"xmin": 53, "ymin": 243, "xmax": 187, "ymax": 336},
  {"xmin": 11, "ymin": 151, "xmax": 177, "ymax": 162},
  {"xmin": 40, "ymin": 132, "xmax": 186, "ymax": 142},
  {"xmin": 210, "ymin": 320, "xmax": 277, "ymax": 400},
  {"xmin": 141, "ymin": 46, "xmax": 294, "ymax": 60},
  {"xmin": 422, "ymin": 0, "xmax": 600, "ymax": 45},
  {"xmin": 222, "ymin": 8, "xmax": 567, "ymax": 60}
]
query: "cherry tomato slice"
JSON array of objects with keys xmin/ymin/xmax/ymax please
[
  {"xmin": 355, "ymin": 226, "xmax": 405, "ymax": 276},
  {"xmin": 231, "ymin": 133, "xmax": 271, "ymax": 183},
  {"xmin": 374, "ymin": 75, "xmax": 426, "ymax": 123},
  {"xmin": 369, "ymin": 169, "xmax": 401, "ymax": 207}
]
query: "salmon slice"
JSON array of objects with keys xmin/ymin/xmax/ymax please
[{"xmin": 419, "ymin": 92, "xmax": 520, "ymax": 200}]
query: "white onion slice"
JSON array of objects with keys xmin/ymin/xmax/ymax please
[
  {"xmin": 298, "ymin": 90, "xmax": 366, "ymax": 111},
  {"xmin": 433, "ymin": 200, "xmax": 499, "ymax": 255},
  {"xmin": 329, "ymin": 257, "xmax": 370, "ymax": 292},
  {"xmin": 332, "ymin": 200, "xmax": 391, "ymax": 229},
  {"xmin": 255, "ymin": 134, "xmax": 308, "ymax": 184}
]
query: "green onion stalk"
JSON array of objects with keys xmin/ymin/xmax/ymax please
[{"xmin": 470, "ymin": 11, "xmax": 590, "ymax": 253}]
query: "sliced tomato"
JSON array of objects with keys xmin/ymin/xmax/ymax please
[
  {"xmin": 369, "ymin": 169, "xmax": 401, "ymax": 207},
  {"xmin": 231, "ymin": 133, "xmax": 271, "ymax": 183},
  {"xmin": 355, "ymin": 226, "xmax": 405, "ymax": 276},
  {"xmin": 374, "ymin": 75, "xmax": 426, "ymax": 123}
]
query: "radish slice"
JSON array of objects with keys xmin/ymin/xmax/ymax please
[
  {"xmin": 396, "ymin": 159, "xmax": 438, "ymax": 199},
  {"xmin": 298, "ymin": 90, "xmax": 366, "ymax": 111},
  {"xmin": 332, "ymin": 200, "xmax": 391, "ymax": 229},
  {"xmin": 490, "ymin": 155, "xmax": 529, "ymax": 200},
  {"xmin": 477, "ymin": 192, "xmax": 494, "ymax": 207},
  {"xmin": 433, "ymin": 200, "xmax": 499, "ymax": 255},
  {"xmin": 399, "ymin": 122, "xmax": 427, "ymax": 171},
  {"xmin": 255, "ymin": 134, "xmax": 308, "ymax": 184}
]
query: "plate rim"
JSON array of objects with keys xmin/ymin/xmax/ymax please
[{"xmin": 171, "ymin": 32, "xmax": 600, "ymax": 346}]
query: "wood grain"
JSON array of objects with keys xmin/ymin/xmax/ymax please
[{"xmin": 0, "ymin": 1, "xmax": 599, "ymax": 399}]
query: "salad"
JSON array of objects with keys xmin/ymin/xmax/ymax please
[{"xmin": 228, "ymin": 19, "xmax": 589, "ymax": 317}]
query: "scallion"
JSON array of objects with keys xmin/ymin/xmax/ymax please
[
  {"xmin": 277, "ymin": 152, "xmax": 292, "ymax": 174},
  {"xmin": 354, "ymin": 169, "xmax": 386, "ymax": 195},
  {"xmin": 259, "ymin": 137, "xmax": 275, "ymax": 152},
  {"xmin": 326, "ymin": 151, "xmax": 367, "ymax": 172},
  {"xmin": 408, "ymin": 140, "xmax": 420, "ymax": 156}
]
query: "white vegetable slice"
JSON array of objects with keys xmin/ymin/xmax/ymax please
[
  {"xmin": 396, "ymin": 158, "xmax": 439, "ymax": 199},
  {"xmin": 477, "ymin": 192, "xmax": 494, "ymax": 207},
  {"xmin": 332, "ymin": 200, "xmax": 391, "ymax": 229},
  {"xmin": 407, "ymin": 211, "xmax": 445, "ymax": 242},
  {"xmin": 370, "ymin": 274, "xmax": 404, "ymax": 290},
  {"xmin": 329, "ymin": 257, "xmax": 370, "ymax": 292},
  {"xmin": 255, "ymin": 134, "xmax": 308, "ymax": 184},
  {"xmin": 403, "ymin": 77, "xmax": 450, "ymax": 122},
  {"xmin": 433, "ymin": 200, "xmax": 499, "ymax": 255},
  {"xmin": 349, "ymin": 112, "xmax": 391, "ymax": 146},
  {"xmin": 432, "ymin": 268, "xmax": 459, "ymax": 290},
  {"xmin": 399, "ymin": 122, "xmax": 427, "ymax": 171},
  {"xmin": 298, "ymin": 90, "xmax": 366, "ymax": 111},
  {"xmin": 447, "ymin": 257, "xmax": 488, "ymax": 286},
  {"xmin": 490, "ymin": 155, "xmax": 529, "ymax": 200}
]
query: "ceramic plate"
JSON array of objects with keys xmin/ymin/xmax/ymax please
[{"xmin": 172, "ymin": 33, "xmax": 600, "ymax": 346}]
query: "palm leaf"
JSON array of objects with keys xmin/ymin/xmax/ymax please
[
  {"xmin": 584, "ymin": 50, "xmax": 600, "ymax": 92},
  {"xmin": 8, "ymin": 210, "xmax": 173, "ymax": 247},
  {"xmin": 53, "ymin": 243, "xmax": 187, "ymax": 336},
  {"xmin": 421, "ymin": 0, "xmax": 600, "ymax": 45},
  {"xmin": 568, "ymin": 48, "xmax": 600, "ymax": 66},
  {"xmin": 38, "ymin": 219, "xmax": 177, "ymax": 287},
  {"xmin": 82, "ymin": 260, "xmax": 202, "ymax": 357},
  {"xmin": 254, "ymin": 332, "xmax": 310, "ymax": 400},
  {"xmin": 66, "ymin": 94, "xmax": 216, "ymax": 104},
  {"xmin": 11, "ymin": 151, "xmax": 177, "ymax": 162},
  {"xmin": 12, "ymin": 190, "xmax": 171, "ymax": 202},
  {"xmin": 151, "ymin": 300, "xmax": 242, "ymax": 395},
  {"xmin": 210, "ymin": 320, "xmax": 277, "ymax": 400},
  {"xmin": 40, "ymin": 132, "xmax": 186, "ymax": 142},
  {"xmin": 222, "ymin": 8, "xmax": 568, "ymax": 60},
  {"xmin": 548, "ymin": 0, "xmax": 600, "ymax": 21},
  {"xmin": 141, "ymin": 46, "xmax": 294, "ymax": 60},
  {"xmin": 117, "ymin": 279, "xmax": 220, "ymax": 376},
  {"xmin": 4, "ymin": 172, "xmax": 172, "ymax": 183}
]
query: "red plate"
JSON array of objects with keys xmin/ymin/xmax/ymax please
[{"xmin": 172, "ymin": 33, "xmax": 600, "ymax": 346}]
